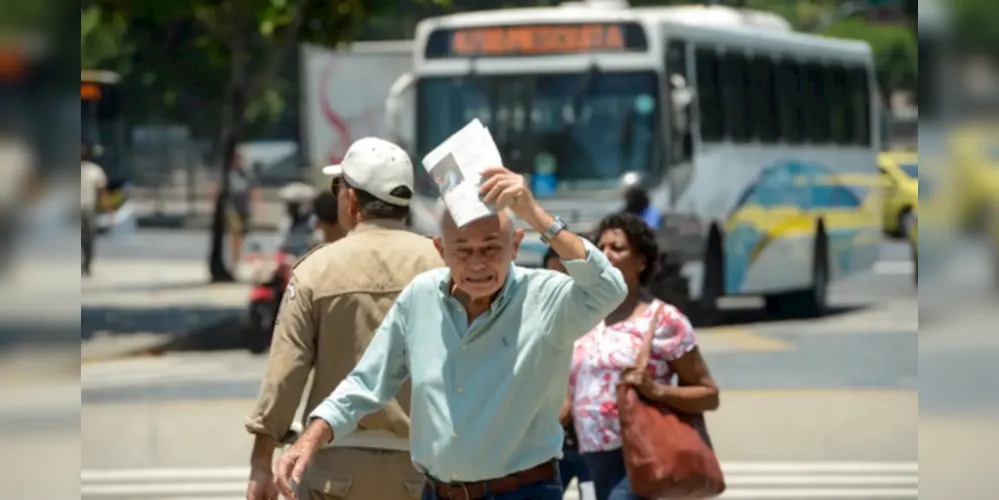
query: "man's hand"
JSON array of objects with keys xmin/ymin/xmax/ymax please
[
  {"xmin": 273, "ymin": 420, "xmax": 329, "ymax": 499},
  {"xmin": 273, "ymin": 443, "xmax": 313, "ymax": 500},
  {"xmin": 479, "ymin": 166, "xmax": 539, "ymax": 222},
  {"xmin": 246, "ymin": 466, "xmax": 278, "ymax": 500}
]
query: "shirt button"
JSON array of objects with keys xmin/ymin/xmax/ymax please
[
  {"xmin": 452, "ymin": 432, "xmax": 458, "ymax": 438},
  {"xmin": 452, "ymin": 473, "xmax": 459, "ymax": 480},
  {"xmin": 461, "ymin": 345, "xmax": 467, "ymax": 350},
  {"xmin": 456, "ymin": 387, "xmax": 463, "ymax": 393}
]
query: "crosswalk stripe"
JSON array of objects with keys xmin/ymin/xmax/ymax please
[
  {"xmin": 872, "ymin": 261, "xmax": 912, "ymax": 275},
  {"xmin": 81, "ymin": 463, "xmax": 917, "ymax": 499}
]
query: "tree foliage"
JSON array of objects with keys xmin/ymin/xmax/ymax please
[
  {"xmin": 90, "ymin": 0, "xmax": 399, "ymax": 281},
  {"xmin": 80, "ymin": 5, "xmax": 134, "ymax": 72},
  {"xmin": 949, "ymin": 0, "xmax": 999, "ymax": 57},
  {"xmin": 823, "ymin": 18, "xmax": 917, "ymax": 97}
]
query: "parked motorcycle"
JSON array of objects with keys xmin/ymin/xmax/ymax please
[{"xmin": 243, "ymin": 244, "xmax": 295, "ymax": 354}]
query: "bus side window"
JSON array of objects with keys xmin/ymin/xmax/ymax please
[
  {"xmin": 723, "ymin": 50, "xmax": 752, "ymax": 143},
  {"xmin": 750, "ymin": 54, "xmax": 778, "ymax": 144},
  {"xmin": 806, "ymin": 61, "xmax": 830, "ymax": 144},
  {"xmin": 775, "ymin": 59, "xmax": 801, "ymax": 144},
  {"xmin": 694, "ymin": 46, "xmax": 724, "ymax": 143},
  {"xmin": 848, "ymin": 66, "xmax": 872, "ymax": 146},
  {"xmin": 828, "ymin": 64, "xmax": 851, "ymax": 145}
]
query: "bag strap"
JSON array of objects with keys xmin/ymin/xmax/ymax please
[{"xmin": 635, "ymin": 303, "xmax": 665, "ymax": 370}]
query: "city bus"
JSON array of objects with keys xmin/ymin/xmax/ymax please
[
  {"xmin": 81, "ymin": 69, "xmax": 133, "ymax": 233},
  {"xmin": 391, "ymin": 3, "xmax": 882, "ymax": 319}
]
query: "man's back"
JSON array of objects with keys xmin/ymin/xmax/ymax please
[{"xmin": 295, "ymin": 222, "xmax": 442, "ymax": 435}]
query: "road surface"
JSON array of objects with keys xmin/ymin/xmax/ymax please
[
  {"xmin": 80, "ymin": 232, "xmax": 998, "ymax": 498},
  {"xmin": 80, "ymin": 232, "xmax": 928, "ymax": 499}
]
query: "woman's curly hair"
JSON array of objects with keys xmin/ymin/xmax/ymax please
[{"xmin": 594, "ymin": 211, "xmax": 660, "ymax": 285}]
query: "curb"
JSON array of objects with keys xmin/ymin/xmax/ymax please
[{"xmin": 81, "ymin": 315, "xmax": 250, "ymax": 364}]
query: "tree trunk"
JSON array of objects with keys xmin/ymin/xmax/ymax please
[{"xmin": 208, "ymin": 26, "xmax": 250, "ymax": 283}]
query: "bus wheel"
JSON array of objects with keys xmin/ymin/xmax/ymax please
[
  {"xmin": 764, "ymin": 232, "xmax": 830, "ymax": 318},
  {"xmin": 695, "ymin": 234, "xmax": 724, "ymax": 326}
]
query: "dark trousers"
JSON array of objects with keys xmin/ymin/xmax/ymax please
[
  {"xmin": 559, "ymin": 447, "xmax": 591, "ymax": 495},
  {"xmin": 582, "ymin": 448, "xmax": 646, "ymax": 500},
  {"xmin": 81, "ymin": 213, "xmax": 95, "ymax": 273}
]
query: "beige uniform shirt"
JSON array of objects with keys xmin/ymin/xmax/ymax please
[{"xmin": 245, "ymin": 219, "xmax": 443, "ymax": 447}]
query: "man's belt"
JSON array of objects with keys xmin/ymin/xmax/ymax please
[{"xmin": 423, "ymin": 460, "xmax": 557, "ymax": 500}]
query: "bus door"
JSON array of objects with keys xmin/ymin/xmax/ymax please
[{"xmin": 657, "ymin": 37, "xmax": 704, "ymax": 266}]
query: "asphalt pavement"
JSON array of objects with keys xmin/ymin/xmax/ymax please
[{"xmin": 78, "ymin": 228, "xmax": 933, "ymax": 499}]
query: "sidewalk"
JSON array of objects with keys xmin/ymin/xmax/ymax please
[{"xmin": 82, "ymin": 259, "xmax": 252, "ymax": 361}]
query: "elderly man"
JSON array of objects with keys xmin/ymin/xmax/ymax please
[
  {"xmin": 244, "ymin": 138, "xmax": 443, "ymax": 500},
  {"xmin": 274, "ymin": 166, "xmax": 628, "ymax": 500}
]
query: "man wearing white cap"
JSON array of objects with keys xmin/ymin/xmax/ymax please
[{"xmin": 245, "ymin": 138, "xmax": 443, "ymax": 500}]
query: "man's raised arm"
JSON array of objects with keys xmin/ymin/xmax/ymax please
[{"xmin": 477, "ymin": 165, "xmax": 628, "ymax": 347}]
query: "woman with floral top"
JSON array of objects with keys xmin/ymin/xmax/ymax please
[{"xmin": 563, "ymin": 212, "xmax": 720, "ymax": 500}]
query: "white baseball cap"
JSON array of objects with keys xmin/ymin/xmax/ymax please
[{"xmin": 322, "ymin": 137, "xmax": 413, "ymax": 207}]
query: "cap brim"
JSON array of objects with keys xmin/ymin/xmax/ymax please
[{"xmin": 322, "ymin": 164, "xmax": 343, "ymax": 177}]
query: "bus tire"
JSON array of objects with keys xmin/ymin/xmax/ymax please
[
  {"xmin": 764, "ymin": 229, "xmax": 830, "ymax": 318},
  {"xmin": 694, "ymin": 229, "xmax": 724, "ymax": 326}
]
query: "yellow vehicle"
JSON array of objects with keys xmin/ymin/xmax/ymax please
[
  {"xmin": 878, "ymin": 151, "xmax": 918, "ymax": 239},
  {"xmin": 951, "ymin": 125, "xmax": 999, "ymax": 233}
]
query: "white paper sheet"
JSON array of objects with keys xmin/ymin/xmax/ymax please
[{"xmin": 420, "ymin": 119, "xmax": 504, "ymax": 228}]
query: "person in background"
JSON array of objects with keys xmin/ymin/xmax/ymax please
[
  {"xmin": 226, "ymin": 152, "xmax": 262, "ymax": 272},
  {"xmin": 544, "ymin": 246, "xmax": 592, "ymax": 499},
  {"xmin": 311, "ymin": 191, "xmax": 346, "ymax": 245},
  {"xmin": 622, "ymin": 186, "xmax": 661, "ymax": 231},
  {"xmin": 244, "ymin": 138, "xmax": 443, "ymax": 500},
  {"xmin": 80, "ymin": 142, "xmax": 110, "ymax": 276},
  {"xmin": 566, "ymin": 212, "xmax": 719, "ymax": 500},
  {"xmin": 276, "ymin": 182, "xmax": 317, "ymax": 255}
]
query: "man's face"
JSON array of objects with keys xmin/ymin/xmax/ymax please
[{"xmin": 434, "ymin": 212, "xmax": 524, "ymax": 301}]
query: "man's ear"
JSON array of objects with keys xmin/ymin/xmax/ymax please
[
  {"xmin": 511, "ymin": 228, "xmax": 525, "ymax": 258},
  {"xmin": 433, "ymin": 236, "xmax": 446, "ymax": 260}
]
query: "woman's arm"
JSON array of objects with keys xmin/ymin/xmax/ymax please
[{"xmin": 639, "ymin": 346, "xmax": 719, "ymax": 413}]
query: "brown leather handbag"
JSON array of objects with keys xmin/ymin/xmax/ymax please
[{"xmin": 616, "ymin": 311, "xmax": 725, "ymax": 498}]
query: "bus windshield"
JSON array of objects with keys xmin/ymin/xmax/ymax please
[{"xmin": 416, "ymin": 71, "xmax": 660, "ymax": 195}]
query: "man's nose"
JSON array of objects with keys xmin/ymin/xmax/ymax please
[{"xmin": 467, "ymin": 252, "xmax": 489, "ymax": 269}]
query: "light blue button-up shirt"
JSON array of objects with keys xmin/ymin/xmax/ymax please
[{"xmin": 309, "ymin": 239, "xmax": 627, "ymax": 482}]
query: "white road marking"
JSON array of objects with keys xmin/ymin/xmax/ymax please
[
  {"xmin": 873, "ymin": 261, "xmax": 913, "ymax": 275},
  {"xmin": 81, "ymin": 462, "xmax": 918, "ymax": 499}
]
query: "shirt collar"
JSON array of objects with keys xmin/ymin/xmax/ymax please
[
  {"xmin": 438, "ymin": 262, "xmax": 518, "ymax": 311},
  {"xmin": 350, "ymin": 219, "xmax": 408, "ymax": 235}
]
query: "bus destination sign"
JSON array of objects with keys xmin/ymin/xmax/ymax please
[{"xmin": 425, "ymin": 22, "xmax": 648, "ymax": 58}]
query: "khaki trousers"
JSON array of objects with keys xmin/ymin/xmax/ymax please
[{"xmin": 295, "ymin": 447, "xmax": 424, "ymax": 499}]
